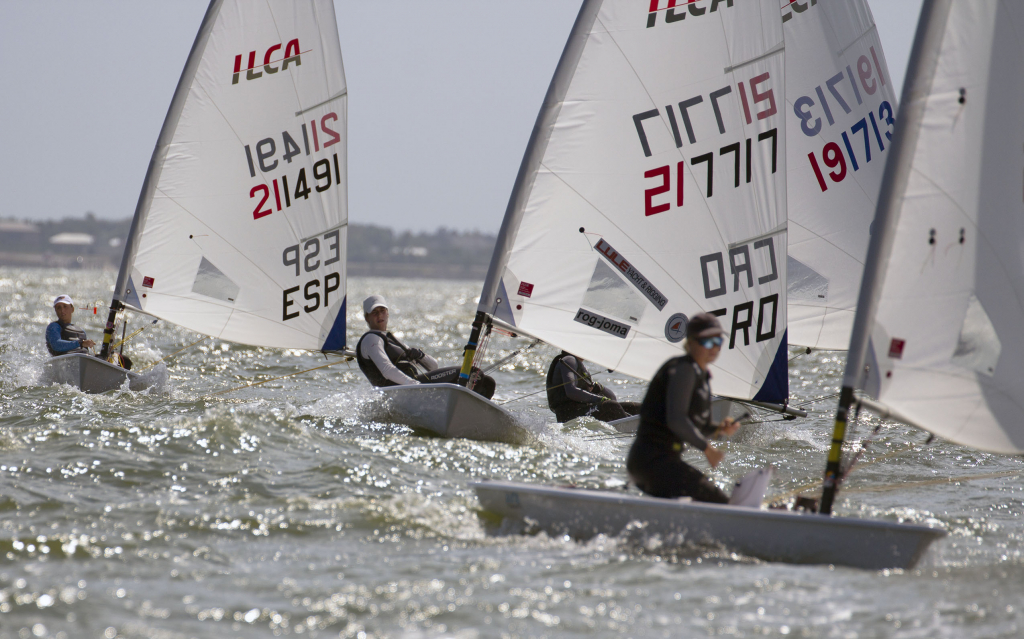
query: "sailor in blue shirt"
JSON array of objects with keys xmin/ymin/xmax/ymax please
[{"xmin": 45, "ymin": 295, "xmax": 95, "ymax": 356}]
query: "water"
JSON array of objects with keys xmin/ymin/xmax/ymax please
[{"xmin": 2, "ymin": 267, "xmax": 1023, "ymax": 638}]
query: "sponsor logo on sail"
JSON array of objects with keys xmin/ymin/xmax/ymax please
[
  {"xmin": 517, "ymin": 282, "xmax": 534, "ymax": 298},
  {"xmin": 574, "ymin": 309, "xmax": 630, "ymax": 339},
  {"xmin": 142, "ymin": 276, "xmax": 154, "ymax": 288},
  {"xmin": 647, "ymin": 0, "xmax": 734, "ymax": 29},
  {"xmin": 232, "ymin": 39, "xmax": 306, "ymax": 85},
  {"xmin": 665, "ymin": 313, "xmax": 688, "ymax": 343},
  {"xmin": 594, "ymin": 238, "xmax": 668, "ymax": 310}
]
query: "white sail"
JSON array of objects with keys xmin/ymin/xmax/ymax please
[
  {"xmin": 782, "ymin": 0, "xmax": 897, "ymax": 349},
  {"xmin": 114, "ymin": 0, "xmax": 348, "ymax": 352},
  {"xmin": 480, "ymin": 0, "xmax": 788, "ymax": 402},
  {"xmin": 858, "ymin": 1, "xmax": 1024, "ymax": 454}
]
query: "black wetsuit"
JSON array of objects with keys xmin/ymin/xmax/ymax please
[
  {"xmin": 626, "ymin": 355, "xmax": 728, "ymax": 503},
  {"xmin": 546, "ymin": 353, "xmax": 640, "ymax": 423}
]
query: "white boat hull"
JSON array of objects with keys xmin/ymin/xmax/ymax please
[
  {"xmin": 42, "ymin": 353, "xmax": 146, "ymax": 394},
  {"xmin": 378, "ymin": 383, "xmax": 532, "ymax": 444},
  {"xmin": 472, "ymin": 480, "xmax": 945, "ymax": 570}
]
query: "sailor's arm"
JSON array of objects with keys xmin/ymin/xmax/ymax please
[
  {"xmin": 417, "ymin": 352, "xmax": 439, "ymax": 371},
  {"xmin": 361, "ymin": 333, "xmax": 420, "ymax": 385},
  {"xmin": 559, "ymin": 356, "xmax": 605, "ymax": 404}
]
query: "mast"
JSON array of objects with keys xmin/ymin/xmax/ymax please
[
  {"xmin": 819, "ymin": 0, "xmax": 953, "ymax": 515},
  {"xmin": 457, "ymin": 0, "xmax": 603, "ymax": 385},
  {"xmin": 101, "ymin": 0, "xmax": 223, "ymax": 360}
]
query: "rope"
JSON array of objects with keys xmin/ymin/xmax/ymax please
[
  {"xmin": 110, "ymin": 325, "xmax": 147, "ymax": 351},
  {"xmin": 792, "ymin": 392, "xmax": 840, "ymax": 408},
  {"xmin": 497, "ymin": 380, "xmax": 572, "ymax": 405},
  {"xmin": 203, "ymin": 355, "xmax": 353, "ymax": 399},
  {"xmin": 135, "ymin": 336, "xmax": 209, "ymax": 373}
]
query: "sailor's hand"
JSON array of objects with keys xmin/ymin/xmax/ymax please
[
  {"xmin": 719, "ymin": 417, "xmax": 740, "ymax": 437},
  {"xmin": 406, "ymin": 348, "xmax": 425, "ymax": 361},
  {"xmin": 81, "ymin": 339, "xmax": 96, "ymax": 349},
  {"xmin": 703, "ymin": 445, "xmax": 724, "ymax": 469}
]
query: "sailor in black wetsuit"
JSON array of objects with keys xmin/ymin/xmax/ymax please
[
  {"xmin": 626, "ymin": 313, "xmax": 740, "ymax": 503},
  {"xmin": 546, "ymin": 352, "xmax": 640, "ymax": 423},
  {"xmin": 45, "ymin": 295, "xmax": 96, "ymax": 356},
  {"xmin": 355, "ymin": 295, "xmax": 495, "ymax": 399}
]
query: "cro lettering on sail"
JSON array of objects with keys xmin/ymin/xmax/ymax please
[{"xmin": 700, "ymin": 236, "xmax": 782, "ymax": 350}]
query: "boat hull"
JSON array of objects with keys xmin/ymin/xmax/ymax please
[
  {"xmin": 472, "ymin": 480, "xmax": 946, "ymax": 570},
  {"xmin": 379, "ymin": 383, "xmax": 532, "ymax": 444},
  {"xmin": 42, "ymin": 353, "xmax": 144, "ymax": 393}
]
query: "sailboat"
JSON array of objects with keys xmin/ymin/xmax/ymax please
[
  {"xmin": 43, "ymin": 0, "xmax": 349, "ymax": 394},
  {"xmin": 384, "ymin": 0, "xmax": 901, "ymax": 442},
  {"xmin": 384, "ymin": 0, "xmax": 799, "ymax": 443},
  {"xmin": 477, "ymin": 0, "xmax": 1018, "ymax": 570},
  {"xmin": 821, "ymin": 0, "xmax": 1024, "ymax": 511}
]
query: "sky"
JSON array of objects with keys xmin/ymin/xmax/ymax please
[{"xmin": 0, "ymin": 0, "xmax": 923, "ymax": 233}]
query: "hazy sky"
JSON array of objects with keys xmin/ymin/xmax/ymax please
[{"xmin": 0, "ymin": 0, "xmax": 923, "ymax": 232}]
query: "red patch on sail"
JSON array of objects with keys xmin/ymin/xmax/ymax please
[
  {"xmin": 888, "ymin": 338, "xmax": 906, "ymax": 359},
  {"xmin": 142, "ymin": 277, "xmax": 154, "ymax": 288},
  {"xmin": 517, "ymin": 282, "xmax": 534, "ymax": 298}
]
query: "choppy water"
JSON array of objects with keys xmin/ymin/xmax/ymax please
[{"xmin": 1, "ymin": 267, "xmax": 1023, "ymax": 638}]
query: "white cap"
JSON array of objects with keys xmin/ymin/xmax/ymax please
[
  {"xmin": 53, "ymin": 294, "xmax": 74, "ymax": 307},
  {"xmin": 363, "ymin": 295, "xmax": 389, "ymax": 315}
]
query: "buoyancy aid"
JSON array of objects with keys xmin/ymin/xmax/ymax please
[
  {"xmin": 46, "ymin": 321, "xmax": 88, "ymax": 356},
  {"xmin": 356, "ymin": 330, "xmax": 421, "ymax": 387},
  {"xmin": 635, "ymin": 354, "xmax": 712, "ymax": 452},
  {"xmin": 545, "ymin": 352, "xmax": 596, "ymax": 414}
]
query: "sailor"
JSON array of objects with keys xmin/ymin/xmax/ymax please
[
  {"xmin": 546, "ymin": 352, "xmax": 640, "ymax": 423},
  {"xmin": 45, "ymin": 295, "xmax": 96, "ymax": 356},
  {"xmin": 355, "ymin": 295, "xmax": 495, "ymax": 399},
  {"xmin": 626, "ymin": 312, "xmax": 740, "ymax": 503}
]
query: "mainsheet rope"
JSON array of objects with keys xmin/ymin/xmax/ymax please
[{"xmin": 203, "ymin": 354, "xmax": 354, "ymax": 399}]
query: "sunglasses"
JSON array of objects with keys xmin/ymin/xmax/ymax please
[{"xmin": 698, "ymin": 336, "xmax": 724, "ymax": 349}]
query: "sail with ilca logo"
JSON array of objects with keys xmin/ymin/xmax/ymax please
[
  {"xmin": 45, "ymin": 0, "xmax": 349, "ymax": 393},
  {"xmin": 377, "ymin": 0, "xmax": 795, "ymax": 442},
  {"xmin": 470, "ymin": 0, "xmax": 790, "ymax": 404}
]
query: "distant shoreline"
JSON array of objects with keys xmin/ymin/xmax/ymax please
[{"xmin": 0, "ymin": 258, "xmax": 486, "ymax": 281}]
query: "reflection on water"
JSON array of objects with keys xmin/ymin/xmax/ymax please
[{"xmin": 0, "ymin": 268, "xmax": 1022, "ymax": 638}]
